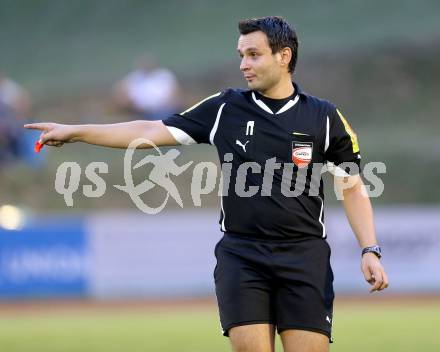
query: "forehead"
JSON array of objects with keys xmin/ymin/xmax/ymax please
[{"xmin": 237, "ymin": 31, "xmax": 270, "ymax": 52}]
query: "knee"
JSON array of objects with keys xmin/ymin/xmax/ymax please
[
  {"xmin": 229, "ymin": 325, "xmax": 275, "ymax": 352},
  {"xmin": 232, "ymin": 343, "xmax": 272, "ymax": 352}
]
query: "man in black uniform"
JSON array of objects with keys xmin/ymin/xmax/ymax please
[{"xmin": 25, "ymin": 16, "xmax": 388, "ymax": 352}]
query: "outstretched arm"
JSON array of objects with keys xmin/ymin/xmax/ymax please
[
  {"xmin": 334, "ymin": 174, "xmax": 389, "ymax": 293},
  {"xmin": 24, "ymin": 120, "xmax": 178, "ymax": 149}
]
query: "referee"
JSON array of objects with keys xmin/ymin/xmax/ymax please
[{"xmin": 25, "ymin": 16, "xmax": 388, "ymax": 352}]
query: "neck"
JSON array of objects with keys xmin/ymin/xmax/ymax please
[{"xmin": 258, "ymin": 75, "xmax": 294, "ymax": 99}]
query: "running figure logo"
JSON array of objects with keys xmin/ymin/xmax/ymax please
[{"xmin": 115, "ymin": 138, "xmax": 193, "ymax": 214}]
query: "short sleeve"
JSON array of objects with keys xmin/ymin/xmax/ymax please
[
  {"xmin": 325, "ymin": 106, "xmax": 361, "ymax": 175},
  {"xmin": 162, "ymin": 91, "xmax": 224, "ymax": 145}
]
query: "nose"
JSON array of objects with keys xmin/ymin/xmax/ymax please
[{"xmin": 240, "ymin": 57, "xmax": 250, "ymax": 72}]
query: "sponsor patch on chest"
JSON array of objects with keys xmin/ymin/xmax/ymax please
[{"xmin": 292, "ymin": 141, "xmax": 313, "ymax": 168}]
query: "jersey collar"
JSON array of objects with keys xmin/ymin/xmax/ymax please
[{"xmin": 251, "ymin": 83, "xmax": 300, "ymax": 115}]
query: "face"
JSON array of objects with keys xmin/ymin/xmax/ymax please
[{"xmin": 237, "ymin": 31, "xmax": 286, "ymax": 93}]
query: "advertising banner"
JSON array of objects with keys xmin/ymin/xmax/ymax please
[{"xmin": 0, "ymin": 216, "xmax": 89, "ymax": 298}]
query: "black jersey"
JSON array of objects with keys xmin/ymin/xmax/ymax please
[{"xmin": 163, "ymin": 83, "xmax": 360, "ymax": 239}]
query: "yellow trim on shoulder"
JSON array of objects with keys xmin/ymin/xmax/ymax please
[
  {"xmin": 181, "ymin": 92, "xmax": 222, "ymax": 115},
  {"xmin": 336, "ymin": 109, "xmax": 360, "ymax": 153}
]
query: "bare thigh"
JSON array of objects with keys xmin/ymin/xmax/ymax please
[
  {"xmin": 228, "ymin": 324, "xmax": 276, "ymax": 352},
  {"xmin": 280, "ymin": 329, "xmax": 329, "ymax": 352}
]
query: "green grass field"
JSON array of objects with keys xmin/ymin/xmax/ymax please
[{"xmin": 0, "ymin": 299, "xmax": 438, "ymax": 351}]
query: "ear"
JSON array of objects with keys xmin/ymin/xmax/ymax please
[{"xmin": 279, "ymin": 47, "xmax": 292, "ymax": 69}]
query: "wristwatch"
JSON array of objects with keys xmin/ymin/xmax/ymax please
[{"xmin": 362, "ymin": 245, "xmax": 382, "ymax": 259}]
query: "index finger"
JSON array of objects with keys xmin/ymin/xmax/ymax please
[
  {"xmin": 24, "ymin": 123, "xmax": 52, "ymax": 131},
  {"xmin": 378, "ymin": 269, "xmax": 389, "ymax": 291},
  {"xmin": 369, "ymin": 269, "xmax": 384, "ymax": 293}
]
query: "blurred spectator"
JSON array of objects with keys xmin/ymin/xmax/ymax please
[
  {"xmin": 0, "ymin": 73, "xmax": 29, "ymax": 163},
  {"xmin": 113, "ymin": 55, "xmax": 181, "ymax": 120}
]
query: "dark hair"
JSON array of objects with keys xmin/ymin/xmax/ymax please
[{"xmin": 238, "ymin": 16, "xmax": 298, "ymax": 73}]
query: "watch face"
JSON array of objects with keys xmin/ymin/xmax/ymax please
[{"xmin": 372, "ymin": 246, "xmax": 381, "ymax": 254}]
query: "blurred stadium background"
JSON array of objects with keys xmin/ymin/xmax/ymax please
[{"xmin": 0, "ymin": 0, "xmax": 439, "ymax": 351}]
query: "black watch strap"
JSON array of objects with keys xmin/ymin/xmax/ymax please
[{"xmin": 362, "ymin": 245, "xmax": 382, "ymax": 259}]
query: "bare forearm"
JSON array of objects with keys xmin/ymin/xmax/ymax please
[
  {"xmin": 24, "ymin": 120, "xmax": 179, "ymax": 149},
  {"xmin": 341, "ymin": 178, "xmax": 389, "ymax": 292},
  {"xmin": 72, "ymin": 120, "xmax": 177, "ymax": 148},
  {"xmin": 342, "ymin": 181, "xmax": 378, "ymax": 248}
]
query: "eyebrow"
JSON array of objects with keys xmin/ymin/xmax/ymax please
[{"xmin": 237, "ymin": 47, "xmax": 260, "ymax": 53}]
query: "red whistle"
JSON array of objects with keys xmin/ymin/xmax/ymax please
[{"xmin": 34, "ymin": 141, "xmax": 44, "ymax": 153}]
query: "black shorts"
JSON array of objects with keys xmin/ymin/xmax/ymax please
[{"xmin": 214, "ymin": 232, "xmax": 334, "ymax": 341}]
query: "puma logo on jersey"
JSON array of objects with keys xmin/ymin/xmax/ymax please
[
  {"xmin": 236, "ymin": 139, "xmax": 250, "ymax": 152},
  {"xmin": 326, "ymin": 316, "xmax": 332, "ymax": 324}
]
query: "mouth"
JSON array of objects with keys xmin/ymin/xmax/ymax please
[{"xmin": 244, "ymin": 74, "xmax": 256, "ymax": 81}]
